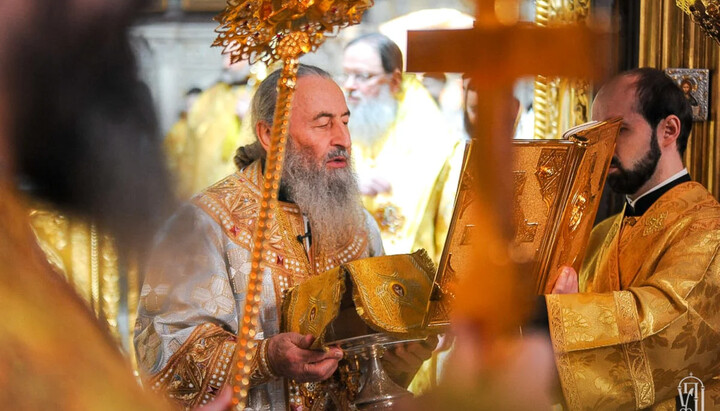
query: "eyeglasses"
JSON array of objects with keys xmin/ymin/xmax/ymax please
[{"xmin": 337, "ymin": 72, "xmax": 388, "ymax": 84}]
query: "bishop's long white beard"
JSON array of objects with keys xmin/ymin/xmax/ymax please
[
  {"xmin": 347, "ymin": 84, "xmax": 398, "ymax": 148},
  {"xmin": 280, "ymin": 139, "xmax": 365, "ymax": 250}
]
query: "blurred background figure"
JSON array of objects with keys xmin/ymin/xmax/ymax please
[
  {"xmin": 341, "ymin": 33, "xmax": 461, "ymax": 263},
  {"xmin": 163, "ymin": 56, "xmax": 259, "ymax": 200},
  {"xmin": 164, "ymin": 87, "xmax": 203, "ymax": 177}
]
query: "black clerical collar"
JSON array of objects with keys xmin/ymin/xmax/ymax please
[{"xmin": 624, "ymin": 170, "xmax": 692, "ymax": 217}]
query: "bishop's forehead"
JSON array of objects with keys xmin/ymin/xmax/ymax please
[{"xmin": 293, "ymin": 76, "xmax": 348, "ymax": 111}]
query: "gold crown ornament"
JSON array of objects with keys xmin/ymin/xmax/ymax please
[{"xmin": 214, "ymin": 0, "xmax": 373, "ymax": 64}]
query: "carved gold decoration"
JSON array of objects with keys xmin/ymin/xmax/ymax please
[
  {"xmin": 642, "ymin": 0, "xmax": 720, "ymax": 198},
  {"xmin": 677, "ymin": 0, "xmax": 720, "ymax": 44},
  {"xmin": 531, "ymin": 120, "xmax": 619, "ymax": 293},
  {"xmin": 535, "ymin": 148, "xmax": 568, "ymax": 210},
  {"xmin": 533, "ymin": 0, "xmax": 592, "ymax": 140},
  {"xmin": 424, "ymin": 144, "xmax": 473, "ymax": 329},
  {"xmin": 512, "ymin": 171, "xmax": 539, "ymax": 244},
  {"xmin": 428, "ymin": 118, "xmax": 619, "ymax": 326},
  {"xmin": 213, "ymin": 0, "xmax": 373, "ymax": 66},
  {"xmin": 213, "ymin": 1, "xmax": 372, "ymax": 407}
]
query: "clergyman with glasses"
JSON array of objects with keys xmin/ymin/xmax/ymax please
[{"xmin": 340, "ymin": 33, "xmax": 461, "ymax": 264}]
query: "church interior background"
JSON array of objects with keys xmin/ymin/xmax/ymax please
[{"xmin": 28, "ymin": 0, "xmax": 720, "ymax": 375}]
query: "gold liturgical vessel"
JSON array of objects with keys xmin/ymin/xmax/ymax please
[{"xmin": 283, "ymin": 250, "xmax": 437, "ymax": 409}]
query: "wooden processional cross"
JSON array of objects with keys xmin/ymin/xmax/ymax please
[{"xmin": 408, "ymin": 0, "xmax": 610, "ymax": 333}]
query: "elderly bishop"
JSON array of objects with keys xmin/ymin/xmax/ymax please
[{"xmin": 134, "ymin": 65, "xmax": 397, "ymax": 409}]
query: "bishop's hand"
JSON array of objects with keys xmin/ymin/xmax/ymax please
[
  {"xmin": 266, "ymin": 332, "xmax": 343, "ymax": 382},
  {"xmin": 551, "ymin": 266, "xmax": 579, "ymax": 294},
  {"xmin": 383, "ymin": 335, "xmax": 438, "ymax": 386}
]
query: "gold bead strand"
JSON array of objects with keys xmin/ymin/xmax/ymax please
[{"xmin": 231, "ymin": 53, "xmax": 300, "ymax": 410}]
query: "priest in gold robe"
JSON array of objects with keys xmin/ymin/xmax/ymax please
[
  {"xmin": 135, "ymin": 65, "xmax": 429, "ymax": 410},
  {"xmin": 341, "ymin": 33, "xmax": 461, "ymax": 261},
  {"xmin": 545, "ymin": 68, "xmax": 720, "ymax": 410},
  {"xmin": 164, "ymin": 67, "xmax": 256, "ymax": 200}
]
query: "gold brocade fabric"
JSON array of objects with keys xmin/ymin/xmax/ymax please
[
  {"xmin": 135, "ymin": 161, "xmax": 384, "ymax": 409},
  {"xmin": 282, "ymin": 251, "xmax": 435, "ymax": 348},
  {"xmin": 164, "ymin": 82, "xmax": 255, "ymax": 200},
  {"xmin": 282, "ymin": 266, "xmax": 346, "ymax": 348},
  {"xmin": 27, "ymin": 207, "xmax": 135, "ymax": 358},
  {"xmin": 0, "ymin": 181, "xmax": 167, "ymax": 409},
  {"xmin": 546, "ymin": 182, "xmax": 720, "ymax": 410},
  {"xmin": 353, "ymin": 74, "xmax": 461, "ymax": 261},
  {"xmin": 346, "ymin": 251, "xmax": 435, "ymax": 336}
]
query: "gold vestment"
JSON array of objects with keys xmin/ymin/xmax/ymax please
[
  {"xmin": 0, "ymin": 181, "xmax": 167, "ymax": 410},
  {"xmin": 135, "ymin": 161, "xmax": 384, "ymax": 409},
  {"xmin": 164, "ymin": 82, "xmax": 255, "ymax": 199},
  {"xmin": 547, "ymin": 182, "xmax": 720, "ymax": 409},
  {"xmin": 353, "ymin": 75, "xmax": 460, "ymax": 261}
]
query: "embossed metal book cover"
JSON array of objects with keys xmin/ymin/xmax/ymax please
[{"xmin": 426, "ymin": 118, "xmax": 621, "ymax": 328}]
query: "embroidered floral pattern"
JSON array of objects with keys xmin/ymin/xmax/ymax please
[{"xmin": 191, "ymin": 276, "xmax": 234, "ymax": 316}]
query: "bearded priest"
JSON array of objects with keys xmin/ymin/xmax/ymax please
[
  {"xmin": 134, "ymin": 65, "xmax": 433, "ymax": 410},
  {"xmin": 544, "ymin": 68, "xmax": 720, "ymax": 409}
]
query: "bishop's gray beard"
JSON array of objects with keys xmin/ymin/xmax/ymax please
[
  {"xmin": 280, "ymin": 139, "xmax": 365, "ymax": 250},
  {"xmin": 347, "ymin": 84, "xmax": 398, "ymax": 147}
]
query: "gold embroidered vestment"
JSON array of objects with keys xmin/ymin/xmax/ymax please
[
  {"xmin": 546, "ymin": 182, "xmax": 720, "ymax": 410},
  {"xmin": 135, "ymin": 161, "xmax": 383, "ymax": 409}
]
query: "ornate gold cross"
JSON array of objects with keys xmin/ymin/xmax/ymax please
[{"xmin": 408, "ymin": 0, "xmax": 610, "ymax": 334}]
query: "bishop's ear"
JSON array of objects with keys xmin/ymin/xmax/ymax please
[
  {"xmin": 255, "ymin": 121, "xmax": 273, "ymax": 151},
  {"xmin": 389, "ymin": 69, "xmax": 403, "ymax": 94},
  {"xmin": 658, "ymin": 114, "xmax": 682, "ymax": 150}
]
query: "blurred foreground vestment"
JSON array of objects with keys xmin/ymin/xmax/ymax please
[{"xmin": 0, "ymin": 182, "xmax": 166, "ymax": 410}]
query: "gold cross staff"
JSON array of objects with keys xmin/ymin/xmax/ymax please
[
  {"xmin": 407, "ymin": 0, "xmax": 610, "ymax": 335},
  {"xmin": 213, "ymin": 1, "xmax": 373, "ymax": 408}
]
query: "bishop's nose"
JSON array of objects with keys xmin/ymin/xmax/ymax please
[{"xmin": 343, "ymin": 74, "xmax": 359, "ymax": 92}]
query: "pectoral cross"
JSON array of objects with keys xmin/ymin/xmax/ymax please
[{"xmin": 408, "ymin": 0, "xmax": 609, "ymax": 334}]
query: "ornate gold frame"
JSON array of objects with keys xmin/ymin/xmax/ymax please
[{"xmin": 533, "ymin": 0, "xmax": 592, "ymax": 140}]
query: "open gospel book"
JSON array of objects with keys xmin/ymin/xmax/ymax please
[{"xmin": 424, "ymin": 118, "xmax": 622, "ymax": 329}]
